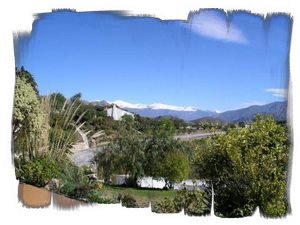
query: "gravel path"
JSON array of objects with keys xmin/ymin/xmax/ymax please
[
  {"xmin": 174, "ymin": 131, "xmax": 225, "ymax": 141},
  {"xmin": 69, "ymin": 147, "xmax": 104, "ymax": 167}
]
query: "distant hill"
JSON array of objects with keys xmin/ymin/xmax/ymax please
[
  {"xmin": 127, "ymin": 101, "xmax": 287, "ymax": 123},
  {"xmin": 91, "ymin": 100, "xmax": 111, "ymax": 107},
  {"xmin": 90, "ymin": 100, "xmax": 288, "ymax": 123},
  {"xmin": 216, "ymin": 101, "xmax": 287, "ymax": 123},
  {"xmin": 127, "ymin": 108, "xmax": 218, "ymax": 121}
]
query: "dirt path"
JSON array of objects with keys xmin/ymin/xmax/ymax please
[{"xmin": 174, "ymin": 131, "xmax": 225, "ymax": 141}]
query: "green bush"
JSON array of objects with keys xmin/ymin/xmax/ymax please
[
  {"xmin": 86, "ymin": 190, "xmax": 119, "ymax": 204},
  {"xmin": 175, "ymin": 189, "xmax": 210, "ymax": 216},
  {"xmin": 193, "ymin": 115, "xmax": 289, "ymax": 218},
  {"xmin": 59, "ymin": 182, "xmax": 78, "ymax": 197},
  {"xmin": 152, "ymin": 189, "xmax": 211, "ymax": 216},
  {"xmin": 59, "ymin": 168, "xmax": 91, "ymax": 199},
  {"xmin": 120, "ymin": 194, "xmax": 139, "ymax": 208},
  {"xmin": 152, "ymin": 197, "xmax": 181, "ymax": 213},
  {"xmin": 19, "ymin": 156, "xmax": 60, "ymax": 187},
  {"xmin": 259, "ymin": 194, "xmax": 288, "ymax": 218}
]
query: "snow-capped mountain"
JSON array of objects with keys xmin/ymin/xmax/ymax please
[
  {"xmin": 91, "ymin": 100, "xmax": 218, "ymax": 121},
  {"xmin": 109, "ymin": 100, "xmax": 198, "ymax": 112},
  {"xmin": 90, "ymin": 100, "xmax": 287, "ymax": 122}
]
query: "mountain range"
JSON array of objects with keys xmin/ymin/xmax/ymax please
[{"xmin": 91, "ymin": 100, "xmax": 288, "ymax": 123}]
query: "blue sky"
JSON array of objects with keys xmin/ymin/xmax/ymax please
[{"xmin": 15, "ymin": 10, "xmax": 292, "ymax": 111}]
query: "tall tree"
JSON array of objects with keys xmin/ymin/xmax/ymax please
[
  {"xmin": 16, "ymin": 66, "xmax": 39, "ymax": 95},
  {"xmin": 159, "ymin": 151, "xmax": 189, "ymax": 188},
  {"xmin": 193, "ymin": 115, "xmax": 289, "ymax": 217},
  {"xmin": 70, "ymin": 92, "xmax": 82, "ymax": 102},
  {"xmin": 13, "ymin": 75, "xmax": 45, "ymax": 161}
]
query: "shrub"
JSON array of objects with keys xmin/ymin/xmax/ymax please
[
  {"xmin": 120, "ymin": 194, "xmax": 139, "ymax": 208},
  {"xmin": 175, "ymin": 189, "xmax": 210, "ymax": 216},
  {"xmin": 160, "ymin": 151, "xmax": 190, "ymax": 188},
  {"xmin": 58, "ymin": 163, "xmax": 91, "ymax": 199},
  {"xmin": 193, "ymin": 115, "xmax": 289, "ymax": 217},
  {"xmin": 19, "ymin": 155, "xmax": 60, "ymax": 187},
  {"xmin": 86, "ymin": 190, "xmax": 119, "ymax": 204},
  {"xmin": 152, "ymin": 198, "xmax": 181, "ymax": 213},
  {"xmin": 152, "ymin": 189, "xmax": 211, "ymax": 216}
]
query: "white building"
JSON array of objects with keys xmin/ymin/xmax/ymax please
[
  {"xmin": 174, "ymin": 179, "xmax": 208, "ymax": 191},
  {"xmin": 111, "ymin": 175, "xmax": 208, "ymax": 191},
  {"xmin": 137, "ymin": 177, "xmax": 166, "ymax": 189},
  {"xmin": 106, "ymin": 104, "xmax": 134, "ymax": 121}
]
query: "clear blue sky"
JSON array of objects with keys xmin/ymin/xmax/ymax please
[{"xmin": 15, "ymin": 10, "xmax": 292, "ymax": 111}]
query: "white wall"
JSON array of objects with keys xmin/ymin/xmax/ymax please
[
  {"xmin": 138, "ymin": 177, "xmax": 166, "ymax": 189},
  {"xmin": 107, "ymin": 104, "xmax": 134, "ymax": 121}
]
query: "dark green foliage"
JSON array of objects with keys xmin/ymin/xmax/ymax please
[
  {"xmin": 175, "ymin": 189, "xmax": 211, "ymax": 216},
  {"xmin": 222, "ymin": 123, "xmax": 236, "ymax": 132},
  {"xmin": 18, "ymin": 155, "xmax": 60, "ymax": 187},
  {"xmin": 86, "ymin": 190, "xmax": 119, "ymax": 204},
  {"xmin": 94, "ymin": 117, "xmax": 190, "ymax": 187},
  {"xmin": 58, "ymin": 160, "xmax": 91, "ymax": 199},
  {"xmin": 112, "ymin": 132, "xmax": 147, "ymax": 186},
  {"xmin": 70, "ymin": 92, "xmax": 82, "ymax": 102},
  {"xmin": 120, "ymin": 194, "xmax": 139, "ymax": 208},
  {"xmin": 153, "ymin": 118, "xmax": 176, "ymax": 139},
  {"xmin": 72, "ymin": 100, "xmax": 118, "ymax": 141},
  {"xmin": 213, "ymin": 179, "xmax": 256, "ymax": 218},
  {"xmin": 194, "ymin": 115, "xmax": 289, "ymax": 218},
  {"xmin": 152, "ymin": 189, "xmax": 211, "ymax": 216},
  {"xmin": 152, "ymin": 197, "xmax": 181, "ymax": 213},
  {"xmin": 238, "ymin": 121, "xmax": 245, "ymax": 128},
  {"xmin": 159, "ymin": 151, "xmax": 189, "ymax": 188},
  {"xmin": 143, "ymin": 137, "xmax": 177, "ymax": 178},
  {"xmin": 49, "ymin": 92, "xmax": 66, "ymax": 111},
  {"xmin": 94, "ymin": 148, "xmax": 116, "ymax": 182},
  {"xmin": 134, "ymin": 115, "xmax": 161, "ymax": 134},
  {"xmin": 16, "ymin": 66, "xmax": 39, "ymax": 95}
]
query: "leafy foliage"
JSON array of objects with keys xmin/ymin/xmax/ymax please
[
  {"xmin": 96, "ymin": 131, "xmax": 147, "ymax": 186},
  {"xmin": 13, "ymin": 72, "xmax": 48, "ymax": 161},
  {"xmin": 175, "ymin": 188, "xmax": 211, "ymax": 216},
  {"xmin": 152, "ymin": 197, "xmax": 180, "ymax": 213},
  {"xmin": 120, "ymin": 194, "xmax": 139, "ymax": 208},
  {"xmin": 16, "ymin": 67, "xmax": 39, "ymax": 94},
  {"xmin": 86, "ymin": 189, "xmax": 119, "ymax": 204},
  {"xmin": 57, "ymin": 159, "xmax": 100, "ymax": 200},
  {"xmin": 159, "ymin": 151, "xmax": 189, "ymax": 187},
  {"xmin": 18, "ymin": 155, "xmax": 60, "ymax": 187},
  {"xmin": 152, "ymin": 188, "xmax": 211, "ymax": 216},
  {"xmin": 94, "ymin": 117, "xmax": 190, "ymax": 187},
  {"xmin": 193, "ymin": 115, "xmax": 289, "ymax": 217}
]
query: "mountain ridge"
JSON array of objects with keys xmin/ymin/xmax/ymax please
[{"xmin": 90, "ymin": 100, "xmax": 287, "ymax": 123}]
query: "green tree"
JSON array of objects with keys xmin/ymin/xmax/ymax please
[
  {"xmin": 16, "ymin": 66, "xmax": 39, "ymax": 94},
  {"xmin": 49, "ymin": 92, "xmax": 66, "ymax": 111},
  {"xmin": 153, "ymin": 118, "xmax": 176, "ymax": 139},
  {"xmin": 70, "ymin": 92, "xmax": 82, "ymax": 102},
  {"xmin": 152, "ymin": 188, "xmax": 211, "ymax": 215},
  {"xmin": 246, "ymin": 115, "xmax": 289, "ymax": 217},
  {"xmin": 193, "ymin": 115, "xmax": 289, "ymax": 217},
  {"xmin": 120, "ymin": 114, "xmax": 135, "ymax": 131},
  {"xmin": 160, "ymin": 151, "xmax": 189, "ymax": 188},
  {"xmin": 143, "ymin": 118, "xmax": 178, "ymax": 177},
  {"xmin": 95, "ymin": 130, "xmax": 147, "ymax": 187},
  {"xmin": 13, "ymin": 75, "xmax": 46, "ymax": 161},
  {"xmin": 238, "ymin": 121, "xmax": 245, "ymax": 128}
]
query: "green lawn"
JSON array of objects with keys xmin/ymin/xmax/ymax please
[{"xmin": 101, "ymin": 185, "xmax": 177, "ymax": 207}]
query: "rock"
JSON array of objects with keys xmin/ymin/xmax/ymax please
[{"xmin": 45, "ymin": 178, "xmax": 60, "ymax": 192}]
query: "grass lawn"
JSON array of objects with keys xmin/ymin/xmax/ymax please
[{"xmin": 101, "ymin": 185, "xmax": 177, "ymax": 207}]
